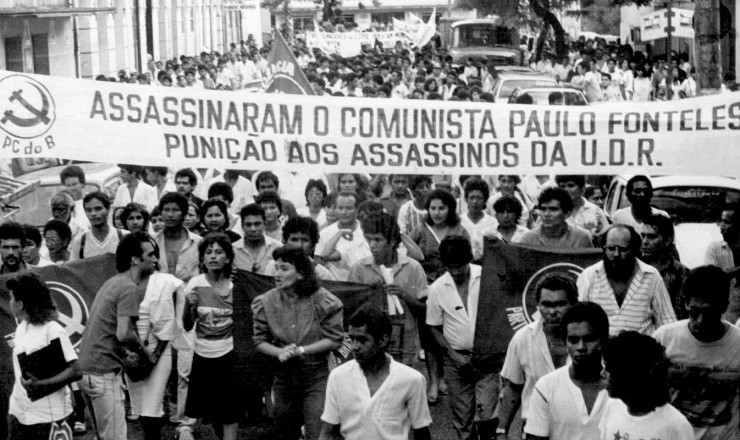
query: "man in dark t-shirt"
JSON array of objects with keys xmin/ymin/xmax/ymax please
[{"xmin": 78, "ymin": 232, "xmax": 159, "ymax": 440}]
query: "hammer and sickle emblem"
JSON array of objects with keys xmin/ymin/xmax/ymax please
[{"xmin": 1, "ymin": 83, "xmax": 51, "ymax": 128}]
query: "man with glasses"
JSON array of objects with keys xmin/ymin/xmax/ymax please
[{"xmin": 577, "ymin": 224, "xmax": 676, "ymax": 335}]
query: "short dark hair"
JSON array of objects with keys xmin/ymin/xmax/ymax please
[
  {"xmin": 305, "ymin": 179, "xmax": 328, "ymax": 205},
  {"xmin": 7, "ymin": 273, "xmax": 57, "ymax": 324},
  {"xmin": 146, "ymin": 166, "xmax": 168, "ymax": 177},
  {"xmin": 439, "ymin": 235, "xmax": 473, "ymax": 266},
  {"xmin": 410, "ymin": 175, "xmax": 433, "ymax": 191},
  {"xmin": 256, "ymin": 171, "xmax": 279, "ymax": 188},
  {"xmin": 199, "ymin": 233, "xmax": 235, "ymax": 277},
  {"xmin": 282, "ymin": 216, "xmax": 319, "ymax": 245},
  {"xmin": 682, "ymin": 265, "xmax": 730, "ymax": 305},
  {"xmin": 555, "ymin": 175, "xmax": 586, "ymax": 188},
  {"xmin": 120, "ymin": 203, "xmax": 150, "ymax": 231},
  {"xmin": 175, "ymin": 168, "xmax": 198, "ymax": 186},
  {"xmin": 349, "ymin": 305, "xmax": 392, "ymax": 343},
  {"xmin": 583, "ymin": 185, "xmax": 601, "ymax": 200},
  {"xmin": 272, "ymin": 246, "xmax": 319, "ymax": 296},
  {"xmin": 21, "ymin": 224, "xmax": 42, "ymax": 247},
  {"xmin": 60, "ymin": 165, "xmax": 86, "ymax": 185},
  {"xmin": 493, "ymin": 196, "xmax": 523, "ymax": 221},
  {"xmin": 0, "ymin": 221, "xmax": 26, "ymax": 246},
  {"xmin": 336, "ymin": 190, "xmax": 359, "ymax": 207},
  {"xmin": 642, "ymin": 214, "xmax": 675, "ymax": 241},
  {"xmin": 603, "ymin": 331, "xmax": 670, "ymax": 410},
  {"xmin": 562, "ymin": 301, "xmax": 609, "ymax": 342},
  {"xmin": 158, "ymin": 192, "xmax": 189, "ymax": 218},
  {"xmin": 240, "ymin": 203, "xmax": 266, "ymax": 222},
  {"xmin": 200, "ymin": 198, "xmax": 230, "ymax": 228},
  {"xmin": 534, "ymin": 272, "xmax": 578, "ymax": 303},
  {"xmin": 626, "ymin": 175, "xmax": 652, "ymax": 195},
  {"xmin": 118, "ymin": 164, "xmax": 143, "ymax": 177},
  {"xmin": 604, "ymin": 224, "xmax": 641, "ymax": 255},
  {"xmin": 207, "ymin": 182, "xmax": 234, "ymax": 204},
  {"xmin": 464, "ymin": 177, "xmax": 490, "ymax": 201},
  {"xmin": 44, "ymin": 219, "xmax": 72, "ymax": 244},
  {"xmin": 116, "ymin": 232, "xmax": 155, "ymax": 272},
  {"xmin": 83, "ymin": 191, "xmax": 111, "ymax": 210},
  {"xmin": 255, "ymin": 190, "xmax": 283, "ymax": 213},
  {"xmin": 361, "ymin": 213, "xmax": 401, "ymax": 249},
  {"xmin": 357, "ymin": 200, "xmax": 384, "ymax": 219},
  {"xmin": 538, "ymin": 187, "xmax": 573, "ymax": 213},
  {"xmin": 424, "ymin": 189, "xmax": 459, "ymax": 227}
]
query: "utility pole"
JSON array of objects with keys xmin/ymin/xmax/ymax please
[{"xmin": 665, "ymin": 0, "xmax": 673, "ymax": 99}]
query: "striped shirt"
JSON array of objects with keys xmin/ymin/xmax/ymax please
[{"xmin": 577, "ymin": 259, "xmax": 676, "ymax": 335}]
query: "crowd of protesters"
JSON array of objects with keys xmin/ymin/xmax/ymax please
[
  {"xmin": 92, "ymin": 28, "xmax": 739, "ymax": 105},
  {"xmin": 3, "ymin": 161, "xmax": 740, "ymax": 440}
]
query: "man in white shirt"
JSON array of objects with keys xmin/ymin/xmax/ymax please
[
  {"xmin": 320, "ymin": 306, "xmax": 432, "ymax": 440},
  {"xmin": 459, "ymin": 178, "xmax": 498, "ymax": 261},
  {"xmin": 113, "ymin": 164, "xmax": 158, "ymax": 213},
  {"xmin": 703, "ymin": 203, "xmax": 739, "ymax": 271},
  {"xmin": 524, "ymin": 302, "xmax": 610, "ymax": 440},
  {"xmin": 577, "ymin": 225, "xmax": 676, "ymax": 335},
  {"xmin": 427, "ymin": 236, "xmax": 498, "ymax": 440},
  {"xmin": 498, "ymin": 273, "xmax": 577, "ymax": 437},
  {"xmin": 556, "ymin": 175, "xmax": 608, "ymax": 240},
  {"xmin": 316, "ymin": 191, "xmax": 372, "ymax": 281},
  {"xmin": 611, "ymin": 175, "xmax": 669, "ymax": 231},
  {"xmin": 60, "ymin": 165, "xmax": 91, "ymax": 230},
  {"xmin": 70, "ymin": 192, "xmax": 128, "ymax": 261}
]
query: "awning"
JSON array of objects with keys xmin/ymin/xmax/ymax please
[{"xmin": 0, "ymin": 7, "xmax": 115, "ymax": 18}]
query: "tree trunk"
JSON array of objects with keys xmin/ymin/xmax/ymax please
[
  {"xmin": 530, "ymin": 0, "xmax": 568, "ymax": 60},
  {"xmin": 694, "ymin": 0, "xmax": 722, "ymax": 94}
]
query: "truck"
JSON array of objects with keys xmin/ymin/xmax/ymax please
[{"xmin": 442, "ymin": 18, "xmax": 523, "ymax": 68}]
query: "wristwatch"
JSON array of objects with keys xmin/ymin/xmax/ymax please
[{"xmin": 298, "ymin": 346, "xmax": 306, "ymax": 356}]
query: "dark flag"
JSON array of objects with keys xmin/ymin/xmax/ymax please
[
  {"xmin": 473, "ymin": 239, "xmax": 601, "ymax": 373},
  {"xmin": 260, "ymin": 31, "xmax": 315, "ymax": 95},
  {"xmin": 0, "ymin": 255, "xmax": 119, "ymax": 439}
]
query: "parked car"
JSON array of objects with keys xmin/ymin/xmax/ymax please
[
  {"xmin": 490, "ymin": 71, "xmax": 559, "ymax": 102},
  {"xmin": 507, "ymin": 87, "xmax": 588, "ymax": 106},
  {"xmin": 14, "ymin": 163, "xmax": 121, "ymax": 228},
  {"xmin": 604, "ymin": 175, "xmax": 740, "ymax": 268}
]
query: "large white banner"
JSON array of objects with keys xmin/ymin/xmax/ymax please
[
  {"xmin": 0, "ymin": 70, "xmax": 738, "ymax": 175},
  {"xmin": 305, "ymin": 30, "xmax": 405, "ymax": 57}
]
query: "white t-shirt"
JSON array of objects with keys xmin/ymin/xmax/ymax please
[
  {"xmin": 321, "ymin": 357, "xmax": 432, "ymax": 440},
  {"xmin": 653, "ymin": 320, "xmax": 740, "ymax": 440},
  {"xmin": 599, "ymin": 399, "xmax": 694, "ymax": 440},
  {"xmin": 113, "ymin": 181, "xmax": 158, "ymax": 212},
  {"xmin": 460, "ymin": 213, "xmax": 498, "ymax": 261},
  {"xmin": 68, "ymin": 228, "xmax": 128, "ymax": 262},
  {"xmin": 10, "ymin": 321, "xmax": 77, "ymax": 425},
  {"xmin": 525, "ymin": 366, "xmax": 608, "ymax": 440}
]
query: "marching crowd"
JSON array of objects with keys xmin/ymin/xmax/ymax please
[
  {"xmin": 93, "ymin": 32, "xmax": 739, "ymax": 103},
  {"xmin": 3, "ymin": 162, "xmax": 740, "ymax": 440}
]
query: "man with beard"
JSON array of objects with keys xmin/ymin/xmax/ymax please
[
  {"xmin": 611, "ymin": 175, "xmax": 669, "ymax": 229},
  {"xmin": 320, "ymin": 306, "xmax": 432, "ymax": 440},
  {"xmin": 653, "ymin": 266, "xmax": 740, "ymax": 440},
  {"xmin": 70, "ymin": 192, "xmax": 127, "ymax": 261},
  {"xmin": 233, "ymin": 203, "xmax": 282, "ymax": 274},
  {"xmin": 704, "ymin": 203, "xmax": 740, "ymax": 271},
  {"xmin": 0, "ymin": 222, "xmax": 27, "ymax": 274},
  {"xmin": 524, "ymin": 302, "xmax": 610, "ymax": 440},
  {"xmin": 498, "ymin": 274, "xmax": 578, "ymax": 438},
  {"xmin": 640, "ymin": 214, "xmax": 690, "ymax": 319},
  {"xmin": 577, "ymin": 225, "xmax": 676, "ymax": 335}
]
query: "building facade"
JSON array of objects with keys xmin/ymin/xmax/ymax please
[{"xmin": 0, "ymin": 0, "xmax": 262, "ymax": 78}]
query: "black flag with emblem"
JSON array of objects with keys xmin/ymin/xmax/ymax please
[{"xmin": 473, "ymin": 239, "xmax": 601, "ymax": 373}]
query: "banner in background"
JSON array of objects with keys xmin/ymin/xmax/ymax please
[
  {"xmin": 306, "ymin": 30, "xmax": 405, "ymax": 57},
  {"xmin": 473, "ymin": 239, "xmax": 601, "ymax": 372},
  {"xmin": 0, "ymin": 69, "xmax": 739, "ymax": 175}
]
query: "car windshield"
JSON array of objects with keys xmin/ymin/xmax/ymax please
[
  {"xmin": 14, "ymin": 183, "xmax": 99, "ymax": 227},
  {"xmin": 652, "ymin": 186, "xmax": 740, "ymax": 223},
  {"xmin": 453, "ymin": 24, "xmax": 514, "ymax": 47},
  {"xmin": 499, "ymin": 79, "xmax": 558, "ymax": 100},
  {"xmin": 509, "ymin": 90, "xmax": 588, "ymax": 105}
]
